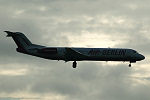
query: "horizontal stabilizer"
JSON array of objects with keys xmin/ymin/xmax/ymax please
[
  {"xmin": 4, "ymin": 31, "xmax": 33, "ymax": 49},
  {"xmin": 4, "ymin": 31, "xmax": 20, "ymax": 37}
]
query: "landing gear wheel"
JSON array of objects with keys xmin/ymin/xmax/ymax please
[
  {"xmin": 73, "ymin": 61, "xmax": 77, "ymax": 68},
  {"xmin": 129, "ymin": 63, "xmax": 131, "ymax": 67}
]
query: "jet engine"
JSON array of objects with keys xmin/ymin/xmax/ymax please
[{"xmin": 38, "ymin": 48, "xmax": 57, "ymax": 54}]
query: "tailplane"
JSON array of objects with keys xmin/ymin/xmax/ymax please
[{"xmin": 4, "ymin": 31, "xmax": 33, "ymax": 52}]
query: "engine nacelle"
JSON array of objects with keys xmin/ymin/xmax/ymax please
[{"xmin": 38, "ymin": 48, "xmax": 57, "ymax": 54}]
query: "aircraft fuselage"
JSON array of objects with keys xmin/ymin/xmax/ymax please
[{"xmin": 18, "ymin": 46, "xmax": 144, "ymax": 63}]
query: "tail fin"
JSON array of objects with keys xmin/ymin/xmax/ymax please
[{"xmin": 4, "ymin": 31, "xmax": 33, "ymax": 50}]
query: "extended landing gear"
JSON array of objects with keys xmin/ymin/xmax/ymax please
[
  {"xmin": 73, "ymin": 61, "xmax": 77, "ymax": 68},
  {"xmin": 128, "ymin": 61, "xmax": 136, "ymax": 67},
  {"xmin": 129, "ymin": 63, "xmax": 131, "ymax": 67}
]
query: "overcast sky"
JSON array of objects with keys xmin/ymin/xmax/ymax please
[{"xmin": 0, "ymin": 0, "xmax": 150, "ymax": 100}]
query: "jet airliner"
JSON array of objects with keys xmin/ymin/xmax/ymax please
[{"xmin": 5, "ymin": 31, "xmax": 145, "ymax": 68}]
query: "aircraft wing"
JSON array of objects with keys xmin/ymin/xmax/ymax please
[{"xmin": 64, "ymin": 47, "xmax": 88, "ymax": 61}]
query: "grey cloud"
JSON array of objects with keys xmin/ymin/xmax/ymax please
[
  {"xmin": 18, "ymin": 62, "xmax": 150, "ymax": 100},
  {"xmin": 0, "ymin": 62, "xmax": 133, "ymax": 99}
]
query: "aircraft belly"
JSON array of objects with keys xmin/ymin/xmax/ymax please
[{"xmin": 84, "ymin": 55, "xmax": 130, "ymax": 61}]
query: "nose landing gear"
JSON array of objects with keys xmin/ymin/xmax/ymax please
[{"xmin": 73, "ymin": 61, "xmax": 77, "ymax": 68}]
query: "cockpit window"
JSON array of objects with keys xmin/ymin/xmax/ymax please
[{"xmin": 133, "ymin": 50, "xmax": 136, "ymax": 53}]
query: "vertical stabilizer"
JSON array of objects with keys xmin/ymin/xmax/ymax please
[{"xmin": 4, "ymin": 31, "xmax": 33, "ymax": 50}]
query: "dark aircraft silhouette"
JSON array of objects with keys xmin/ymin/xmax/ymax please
[{"xmin": 5, "ymin": 31, "xmax": 145, "ymax": 68}]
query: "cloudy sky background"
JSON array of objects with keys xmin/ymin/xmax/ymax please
[{"xmin": 0, "ymin": 0, "xmax": 150, "ymax": 100}]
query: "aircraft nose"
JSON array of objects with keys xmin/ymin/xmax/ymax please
[{"xmin": 140, "ymin": 54, "xmax": 145, "ymax": 60}]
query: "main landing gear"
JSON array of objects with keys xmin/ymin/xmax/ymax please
[
  {"xmin": 73, "ymin": 61, "xmax": 77, "ymax": 68},
  {"xmin": 128, "ymin": 61, "xmax": 136, "ymax": 67}
]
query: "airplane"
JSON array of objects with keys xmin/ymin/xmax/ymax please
[{"xmin": 4, "ymin": 31, "xmax": 145, "ymax": 68}]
